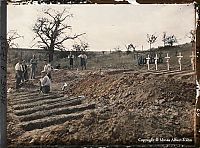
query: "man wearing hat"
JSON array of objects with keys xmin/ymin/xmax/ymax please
[{"xmin": 39, "ymin": 71, "xmax": 51, "ymax": 93}]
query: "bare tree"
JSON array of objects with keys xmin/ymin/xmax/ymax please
[
  {"xmin": 7, "ymin": 30, "xmax": 23, "ymax": 48},
  {"xmin": 162, "ymin": 32, "xmax": 167, "ymax": 47},
  {"xmin": 72, "ymin": 44, "xmax": 81, "ymax": 52},
  {"xmin": 147, "ymin": 34, "xmax": 157, "ymax": 50},
  {"xmin": 72, "ymin": 41, "xmax": 89, "ymax": 52},
  {"xmin": 33, "ymin": 8, "xmax": 85, "ymax": 62},
  {"xmin": 187, "ymin": 30, "xmax": 195, "ymax": 44},
  {"xmin": 80, "ymin": 42, "xmax": 89, "ymax": 51},
  {"xmin": 125, "ymin": 43, "xmax": 136, "ymax": 52},
  {"xmin": 125, "ymin": 43, "xmax": 136, "ymax": 55},
  {"xmin": 165, "ymin": 35, "xmax": 177, "ymax": 46},
  {"xmin": 162, "ymin": 32, "xmax": 178, "ymax": 47}
]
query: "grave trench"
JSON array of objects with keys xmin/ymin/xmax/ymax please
[
  {"xmin": 18, "ymin": 103, "xmax": 95, "ymax": 122},
  {"xmin": 13, "ymin": 95, "xmax": 69, "ymax": 110},
  {"xmin": 10, "ymin": 90, "xmax": 40, "ymax": 98},
  {"xmin": 10, "ymin": 70, "xmax": 194, "ymax": 133},
  {"xmin": 11, "ymin": 93, "xmax": 64, "ymax": 105},
  {"xmin": 10, "ymin": 93, "xmax": 49, "ymax": 102},
  {"xmin": 15, "ymin": 97, "xmax": 83, "ymax": 116},
  {"xmin": 11, "ymin": 91, "xmax": 96, "ymax": 132},
  {"xmin": 19, "ymin": 112, "xmax": 85, "ymax": 131}
]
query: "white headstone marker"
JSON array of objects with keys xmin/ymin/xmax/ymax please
[
  {"xmin": 154, "ymin": 54, "xmax": 159, "ymax": 71},
  {"xmin": 190, "ymin": 51, "xmax": 195, "ymax": 71},
  {"xmin": 146, "ymin": 55, "xmax": 150, "ymax": 70},
  {"xmin": 177, "ymin": 52, "xmax": 183, "ymax": 71},
  {"xmin": 165, "ymin": 53, "xmax": 170, "ymax": 71}
]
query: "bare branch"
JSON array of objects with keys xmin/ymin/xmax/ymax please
[
  {"xmin": 32, "ymin": 8, "xmax": 86, "ymax": 62},
  {"xmin": 55, "ymin": 33, "xmax": 86, "ymax": 46},
  {"xmin": 7, "ymin": 30, "xmax": 23, "ymax": 48}
]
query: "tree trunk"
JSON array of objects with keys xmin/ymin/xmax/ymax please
[
  {"xmin": 150, "ymin": 43, "xmax": 151, "ymax": 50},
  {"xmin": 49, "ymin": 53, "xmax": 53, "ymax": 63},
  {"xmin": 48, "ymin": 50, "xmax": 54, "ymax": 62}
]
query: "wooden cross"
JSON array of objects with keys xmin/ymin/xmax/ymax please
[
  {"xmin": 154, "ymin": 54, "xmax": 159, "ymax": 71},
  {"xmin": 146, "ymin": 54, "xmax": 150, "ymax": 70},
  {"xmin": 177, "ymin": 52, "xmax": 183, "ymax": 71},
  {"xmin": 165, "ymin": 53, "xmax": 170, "ymax": 71}
]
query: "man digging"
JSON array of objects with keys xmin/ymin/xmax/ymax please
[{"xmin": 39, "ymin": 71, "xmax": 51, "ymax": 94}]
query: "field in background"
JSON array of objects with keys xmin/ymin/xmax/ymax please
[{"xmin": 8, "ymin": 43, "xmax": 193, "ymax": 71}]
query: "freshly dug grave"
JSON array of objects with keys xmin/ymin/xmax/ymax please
[{"xmin": 7, "ymin": 69, "xmax": 196, "ymax": 147}]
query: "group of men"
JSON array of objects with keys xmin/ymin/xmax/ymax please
[
  {"xmin": 14, "ymin": 55, "xmax": 38, "ymax": 89},
  {"xmin": 14, "ymin": 52, "xmax": 88, "ymax": 94},
  {"xmin": 15, "ymin": 58, "xmax": 52, "ymax": 94},
  {"xmin": 68, "ymin": 52, "xmax": 88, "ymax": 70}
]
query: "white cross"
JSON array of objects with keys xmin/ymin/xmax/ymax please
[
  {"xmin": 190, "ymin": 51, "xmax": 195, "ymax": 71},
  {"xmin": 177, "ymin": 52, "xmax": 183, "ymax": 71},
  {"xmin": 165, "ymin": 53, "xmax": 170, "ymax": 71},
  {"xmin": 146, "ymin": 55, "xmax": 150, "ymax": 70},
  {"xmin": 154, "ymin": 54, "xmax": 159, "ymax": 71}
]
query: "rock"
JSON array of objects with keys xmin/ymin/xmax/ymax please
[
  {"xmin": 154, "ymin": 106, "xmax": 159, "ymax": 110},
  {"xmin": 68, "ymin": 126, "xmax": 77, "ymax": 134},
  {"xmin": 99, "ymin": 120, "xmax": 105, "ymax": 124},
  {"xmin": 173, "ymin": 112, "xmax": 178, "ymax": 116},
  {"xmin": 159, "ymin": 99, "xmax": 165, "ymax": 104},
  {"xmin": 155, "ymin": 99, "xmax": 159, "ymax": 104},
  {"xmin": 29, "ymin": 138, "xmax": 35, "ymax": 144},
  {"xmin": 174, "ymin": 121, "xmax": 179, "ymax": 125}
]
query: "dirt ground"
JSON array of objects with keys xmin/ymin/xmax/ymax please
[
  {"xmin": 7, "ymin": 68, "xmax": 196, "ymax": 147},
  {"xmin": 6, "ymin": 43, "xmax": 197, "ymax": 147}
]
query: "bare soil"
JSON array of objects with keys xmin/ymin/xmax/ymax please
[
  {"xmin": 7, "ymin": 68, "xmax": 195, "ymax": 147},
  {"xmin": 7, "ymin": 43, "xmax": 196, "ymax": 147}
]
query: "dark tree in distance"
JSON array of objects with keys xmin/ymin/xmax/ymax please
[
  {"xmin": 165, "ymin": 35, "xmax": 177, "ymax": 46},
  {"xmin": 72, "ymin": 41, "xmax": 89, "ymax": 66},
  {"xmin": 147, "ymin": 34, "xmax": 157, "ymax": 50},
  {"xmin": 33, "ymin": 8, "xmax": 85, "ymax": 62},
  {"xmin": 162, "ymin": 32, "xmax": 167, "ymax": 47},
  {"xmin": 125, "ymin": 43, "xmax": 136, "ymax": 55},
  {"xmin": 162, "ymin": 32, "xmax": 178, "ymax": 47},
  {"xmin": 7, "ymin": 30, "xmax": 23, "ymax": 48},
  {"xmin": 72, "ymin": 41, "xmax": 89, "ymax": 53},
  {"xmin": 125, "ymin": 43, "xmax": 136, "ymax": 51},
  {"xmin": 80, "ymin": 41, "xmax": 89, "ymax": 51},
  {"xmin": 187, "ymin": 30, "xmax": 195, "ymax": 46}
]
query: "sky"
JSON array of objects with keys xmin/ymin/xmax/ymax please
[{"xmin": 7, "ymin": 4, "xmax": 195, "ymax": 51}]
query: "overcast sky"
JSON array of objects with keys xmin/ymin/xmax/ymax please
[{"xmin": 7, "ymin": 4, "xmax": 194, "ymax": 51}]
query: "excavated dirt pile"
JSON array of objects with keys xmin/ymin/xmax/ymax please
[
  {"xmin": 65, "ymin": 71, "xmax": 196, "ymax": 144},
  {"xmin": 7, "ymin": 69, "xmax": 196, "ymax": 147}
]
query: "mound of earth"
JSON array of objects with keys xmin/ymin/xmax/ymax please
[{"xmin": 7, "ymin": 69, "xmax": 196, "ymax": 147}]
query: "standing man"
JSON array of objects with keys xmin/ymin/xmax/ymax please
[
  {"xmin": 42, "ymin": 59, "xmax": 53, "ymax": 80},
  {"xmin": 15, "ymin": 59, "xmax": 23, "ymax": 89},
  {"xmin": 68, "ymin": 52, "xmax": 74, "ymax": 69},
  {"xmin": 22, "ymin": 60, "xmax": 29, "ymax": 82},
  {"xmin": 78, "ymin": 52, "xmax": 87, "ymax": 70},
  {"xmin": 30, "ymin": 54, "xmax": 37, "ymax": 79}
]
